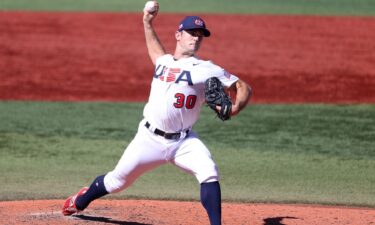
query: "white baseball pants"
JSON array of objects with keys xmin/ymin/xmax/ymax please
[{"xmin": 103, "ymin": 119, "xmax": 219, "ymax": 193}]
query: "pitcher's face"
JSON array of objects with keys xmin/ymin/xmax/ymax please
[{"xmin": 176, "ymin": 29, "xmax": 204, "ymax": 55}]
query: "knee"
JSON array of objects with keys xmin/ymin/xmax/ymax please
[
  {"xmin": 104, "ymin": 172, "xmax": 132, "ymax": 193},
  {"xmin": 200, "ymin": 175, "xmax": 219, "ymax": 184},
  {"xmin": 197, "ymin": 168, "xmax": 220, "ymax": 184}
]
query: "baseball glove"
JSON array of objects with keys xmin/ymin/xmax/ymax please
[{"xmin": 205, "ymin": 77, "xmax": 232, "ymax": 121}]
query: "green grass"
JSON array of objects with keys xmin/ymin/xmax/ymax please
[
  {"xmin": 1, "ymin": 0, "xmax": 375, "ymax": 16},
  {"xmin": 0, "ymin": 101, "xmax": 374, "ymax": 207}
]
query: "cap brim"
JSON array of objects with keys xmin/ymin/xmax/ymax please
[{"xmin": 203, "ymin": 29, "xmax": 211, "ymax": 37}]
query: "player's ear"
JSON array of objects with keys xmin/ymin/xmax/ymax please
[{"xmin": 175, "ymin": 31, "xmax": 182, "ymax": 41}]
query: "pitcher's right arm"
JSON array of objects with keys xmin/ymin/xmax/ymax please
[{"xmin": 143, "ymin": 2, "xmax": 166, "ymax": 65}]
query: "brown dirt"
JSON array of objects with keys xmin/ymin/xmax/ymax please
[
  {"xmin": 1, "ymin": 199, "xmax": 374, "ymax": 225},
  {"xmin": 1, "ymin": 12, "xmax": 375, "ymax": 224},
  {"xmin": 1, "ymin": 12, "xmax": 375, "ymax": 103}
]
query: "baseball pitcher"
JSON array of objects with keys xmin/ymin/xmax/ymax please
[{"xmin": 62, "ymin": 1, "xmax": 252, "ymax": 225}]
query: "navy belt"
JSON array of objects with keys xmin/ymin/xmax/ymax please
[{"xmin": 145, "ymin": 121, "xmax": 189, "ymax": 140}]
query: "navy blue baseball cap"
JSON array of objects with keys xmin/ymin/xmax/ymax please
[{"xmin": 178, "ymin": 16, "xmax": 211, "ymax": 37}]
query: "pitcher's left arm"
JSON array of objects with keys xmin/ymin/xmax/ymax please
[{"xmin": 228, "ymin": 79, "xmax": 252, "ymax": 116}]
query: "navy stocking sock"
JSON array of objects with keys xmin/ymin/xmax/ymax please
[
  {"xmin": 200, "ymin": 181, "xmax": 222, "ymax": 225},
  {"xmin": 75, "ymin": 174, "xmax": 109, "ymax": 210}
]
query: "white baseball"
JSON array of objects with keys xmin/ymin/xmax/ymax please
[{"xmin": 144, "ymin": 1, "xmax": 157, "ymax": 13}]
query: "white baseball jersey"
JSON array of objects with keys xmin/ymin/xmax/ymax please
[
  {"xmin": 104, "ymin": 54, "xmax": 239, "ymax": 193},
  {"xmin": 144, "ymin": 54, "xmax": 239, "ymax": 132}
]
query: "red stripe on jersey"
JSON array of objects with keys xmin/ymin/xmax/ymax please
[
  {"xmin": 169, "ymin": 68, "xmax": 181, "ymax": 73},
  {"xmin": 166, "ymin": 74, "xmax": 176, "ymax": 82}
]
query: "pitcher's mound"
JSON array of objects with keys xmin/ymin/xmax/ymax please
[{"xmin": 1, "ymin": 199, "xmax": 374, "ymax": 225}]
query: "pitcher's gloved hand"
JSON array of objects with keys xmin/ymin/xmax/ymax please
[{"xmin": 205, "ymin": 77, "xmax": 232, "ymax": 121}]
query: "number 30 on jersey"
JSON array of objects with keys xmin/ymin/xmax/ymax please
[{"xmin": 174, "ymin": 93, "xmax": 197, "ymax": 109}]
